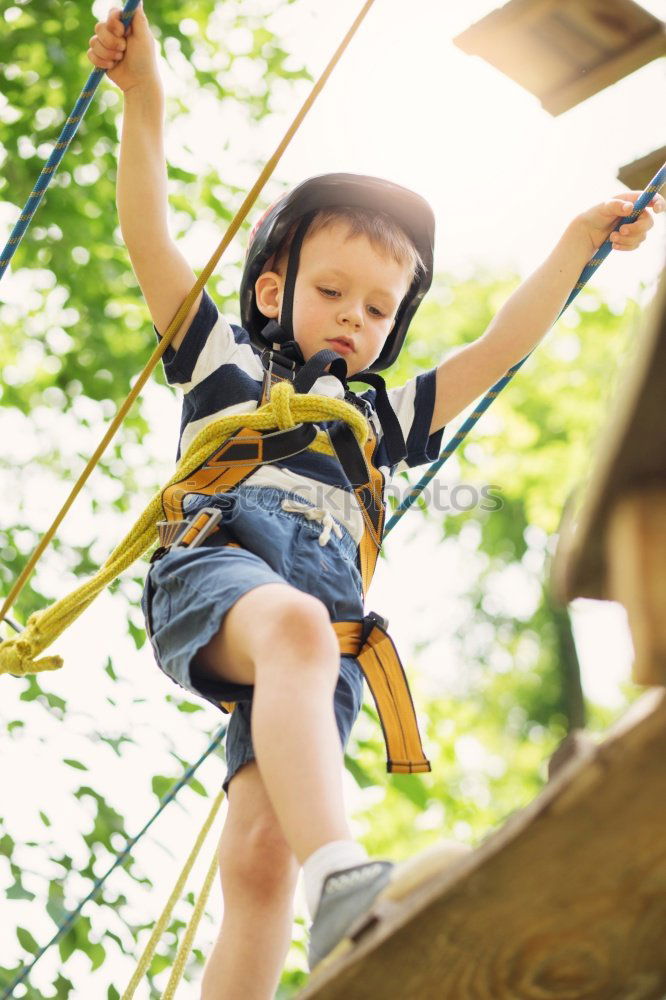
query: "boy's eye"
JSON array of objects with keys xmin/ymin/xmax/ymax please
[
  {"xmin": 368, "ymin": 305, "xmax": 385, "ymax": 318},
  {"xmin": 318, "ymin": 287, "xmax": 339, "ymax": 298}
]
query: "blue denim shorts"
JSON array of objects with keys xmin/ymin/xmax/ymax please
[{"xmin": 141, "ymin": 486, "xmax": 366, "ymax": 792}]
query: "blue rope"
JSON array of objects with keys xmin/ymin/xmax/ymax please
[
  {"xmin": 384, "ymin": 163, "xmax": 666, "ymax": 536},
  {"xmin": 0, "ymin": 725, "xmax": 227, "ymax": 999},
  {"xmin": 0, "ymin": 0, "xmax": 142, "ymax": 283}
]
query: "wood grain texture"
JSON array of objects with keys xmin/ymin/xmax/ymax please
[
  {"xmin": 300, "ymin": 691, "xmax": 666, "ymax": 999},
  {"xmin": 606, "ymin": 491, "xmax": 666, "ymax": 685},
  {"xmin": 552, "ymin": 273, "xmax": 666, "ymax": 603}
]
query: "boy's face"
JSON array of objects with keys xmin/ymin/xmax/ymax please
[{"xmin": 255, "ymin": 220, "xmax": 412, "ymax": 377}]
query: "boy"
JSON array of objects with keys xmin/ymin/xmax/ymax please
[{"xmin": 88, "ymin": 6, "xmax": 661, "ymax": 997}]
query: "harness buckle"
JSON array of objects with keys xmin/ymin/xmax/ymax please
[
  {"xmin": 156, "ymin": 507, "xmax": 223, "ymax": 551},
  {"xmin": 261, "ymin": 349, "xmax": 297, "ymax": 402},
  {"xmin": 175, "ymin": 507, "xmax": 223, "ymax": 548},
  {"xmin": 361, "ymin": 610, "xmax": 389, "ymax": 646},
  {"xmin": 345, "ymin": 390, "xmax": 372, "ymax": 420},
  {"xmin": 261, "ymin": 351, "xmax": 275, "ymax": 402}
]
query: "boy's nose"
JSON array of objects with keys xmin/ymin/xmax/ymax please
[{"xmin": 338, "ymin": 305, "xmax": 363, "ymax": 329}]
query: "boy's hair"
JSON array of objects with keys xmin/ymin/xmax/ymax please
[{"xmin": 271, "ymin": 206, "xmax": 425, "ymax": 285}]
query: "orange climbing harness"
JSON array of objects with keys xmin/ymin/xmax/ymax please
[{"xmin": 153, "ymin": 363, "xmax": 431, "ymax": 775}]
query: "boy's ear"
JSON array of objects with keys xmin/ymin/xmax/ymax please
[{"xmin": 254, "ymin": 271, "xmax": 283, "ymax": 319}]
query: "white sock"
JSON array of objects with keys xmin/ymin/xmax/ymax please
[{"xmin": 303, "ymin": 840, "xmax": 368, "ymax": 919}]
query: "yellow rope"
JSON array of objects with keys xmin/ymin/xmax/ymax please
[
  {"xmin": 161, "ymin": 845, "xmax": 220, "ymax": 999},
  {"xmin": 0, "ymin": 382, "xmax": 368, "ymax": 677},
  {"xmin": 121, "ymin": 788, "xmax": 225, "ymax": 1000},
  {"xmin": 0, "ymin": 0, "xmax": 377, "ymax": 625}
]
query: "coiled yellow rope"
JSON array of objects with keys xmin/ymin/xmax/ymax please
[{"xmin": 0, "ymin": 381, "xmax": 368, "ymax": 678}]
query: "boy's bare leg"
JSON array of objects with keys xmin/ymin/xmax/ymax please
[
  {"xmin": 197, "ymin": 583, "xmax": 355, "ymax": 862},
  {"xmin": 196, "ymin": 584, "xmax": 357, "ymax": 997},
  {"xmin": 201, "ymin": 762, "xmax": 300, "ymax": 1000}
]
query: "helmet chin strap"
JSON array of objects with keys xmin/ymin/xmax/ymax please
[
  {"xmin": 259, "ymin": 209, "xmax": 349, "ymax": 386},
  {"xmin": 279, "ymin": 211, "xmax": 314, "ymax": 342}
]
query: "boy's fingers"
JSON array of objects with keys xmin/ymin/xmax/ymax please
[
  {"xmin": 95, "ymin": 24, "xmax": 126, "ymax": 51},
  {"xmin": 126, "ymin": 4, "xmax": 149, "ymax": 36},
  {"xmin": 613, "ymin": 206, "xmax": 657, "ymax": 231},
  {"xmin": 605, "ymin": 197, "xmax": 636, "ymax": 217},
  {"xmin": 608, "ymin": 190, "xmax": 665, "ymax": 216},
  {"xmin": 108, "ymin": 10, "xmax": 127, "ymax": 36},
  {"xmin": 90, "ymin": 35, "xmax": 123, "ymax": 61},
  {"xmin": 610, "ymin": 225, "xmax": 647, "ymax": 247},
  {"xmin": 87, "ymin": 47, "xmax": 115, "ymax": 70}
]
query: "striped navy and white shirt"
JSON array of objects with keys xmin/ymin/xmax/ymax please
[{"xmin": 159, "ymin": 291, "xmax": 444, "ymax": 545}]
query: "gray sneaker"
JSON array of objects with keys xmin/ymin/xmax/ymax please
[{"xmin": 308, "ymin": 860, "xmax": 395, "ymax": 971}]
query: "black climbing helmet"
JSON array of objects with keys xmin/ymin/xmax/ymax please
[{"xmin": 239, "ymin": 173, "xmax": 435, "ymax": 372}]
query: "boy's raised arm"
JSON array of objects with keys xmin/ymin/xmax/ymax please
[
  {"xmin": 428, "ymin": 191, "xmax": 664, "ymax": 434},
  {"xmin": 88, "ymin": 5, "xmax": 201, "ymax": 347}
]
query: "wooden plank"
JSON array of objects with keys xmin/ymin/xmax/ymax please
[
  {"xmin": 552, "ymin": 273, "xmax": 666, "ymax": 603},
  {"xmin": 530, "ymin": 15, "xmax": 602, "ymax": 73},
  {"xmin": 299, "ymin": 690, "xmax": 666, "ymax": 999},
  {"xmin": 456, "ymin": 22, "xmax": 573, "ymax": 97},
  {"xmin": 567, "ymin": 0, "xmax": 658, "ymax": 51},
  {"xmin": 542, "ymin": 31, "xmax": 666, "ymax": 115},
  {"xmin": 454, "ymin": 0, "xmax": 666, "ymax": 116},
  {"xmin": 606, "ymin": 490, "xmax": 666, "ymax": 685},
  {"xmin": 619, "ymin": 147, "xmax": 666, "ymax": 192}
]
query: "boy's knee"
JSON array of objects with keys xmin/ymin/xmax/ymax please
[
  {"xmin": 256, "ymin": 590, "xmax": 338, "ymax": 665},
  {"xmin": 220, "ymin": 813, "xmax": 299, "ymax": 899}
]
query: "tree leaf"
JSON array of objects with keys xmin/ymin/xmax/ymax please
[
  {"xmin": 16, "ymin": 926, "xmax": 39, "ymax": 954},
  {"xmin": 63, "ymin": 758, "xmax": 88, "ymax": 771}
]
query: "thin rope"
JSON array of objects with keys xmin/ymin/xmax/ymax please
[
  {"xmin": 384, "ymin": 164, "xmax": 666, "ymax": 536},
  {"xmin": 0, "ymin": 0, "xmax": 141, "ymax": 281},
  {"xmin": 121, "ymin": 788, "xmax": 225, "ymax": 1000},
  {"xmin": 0, "ymin": 727, "xmax": 226, "ymax": 1000},
  {"xmin": 0, "ymin": 0, "xmax": 377, "ymax": 624},
  {"xmin": 161, "ymin": 846, "xmax": 220, "ymax": 999}
]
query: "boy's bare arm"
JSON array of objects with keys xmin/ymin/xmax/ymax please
[
  {"xmin": 429, "ymin": 192, "xmax": 664, "ymax": 434},
  {"xmin": 88, "ymin": 6, "xmax": 201, "ymax": 347}
]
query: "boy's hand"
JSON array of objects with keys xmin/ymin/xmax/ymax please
[
  {"xmin": 87, "ymin": 4, "xmax": 160, "ymax": 93},
  {"xmin": 574, "ymin": 190, "xmax": 664, "ymax": 254}
]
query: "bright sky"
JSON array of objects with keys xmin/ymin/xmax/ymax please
[{"xmin": 2, "ymin": 0, "xmax": 665, "ymax": 993}]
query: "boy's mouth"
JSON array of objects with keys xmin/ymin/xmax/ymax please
[{"xmin": 327, "ymin": 337, "xmax": 354, "ymax": 355}]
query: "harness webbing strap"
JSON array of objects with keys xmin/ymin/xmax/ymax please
[
  {"xmin": 161, "ymin": 423, "xmax": 319, "ymax": 520},
  {"xmin": 333, "ymin": 619, "xmax": 431, "ymax": 774}
]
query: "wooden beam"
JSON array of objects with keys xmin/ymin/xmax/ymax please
[
  {"xmin": 619, "ymin": 146, "xmax": 666, "ymax": 191},
  {"xmin": 552, "ymin": 273, "xmax": 666, "ymax": 603},
  {"xmin": 299, "ymin": 690, "xmax": 666, "ymax": 998},
  {"xmin": 606, "ymin": 490, "xmax": 666, "ymax": 685}
]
